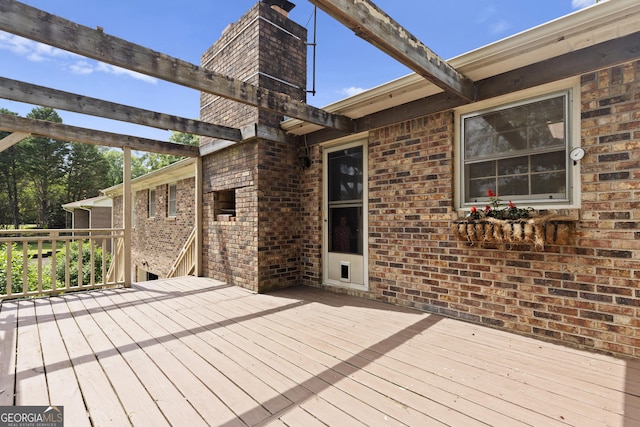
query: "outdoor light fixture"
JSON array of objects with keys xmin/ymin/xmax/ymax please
[
  {"xmin": 298, "ymin": 154, "xmax": 311, "ymax": 169},
  {"xmin": 299, "ymin": 138, "xmax": 311, "ymax": 169}
]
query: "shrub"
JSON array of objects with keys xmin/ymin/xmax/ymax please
[
  {"xmin": 55, "ymin": 241, "xmax": 110, "ymax": 286},
  {"xmin": 0, "ymin": 243, "xmax": 40, "ymax": 295}
]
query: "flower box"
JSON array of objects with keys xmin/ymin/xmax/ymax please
[{"xmin": 451, "ymin": 216, "xmax": 573, "ymax": 250}]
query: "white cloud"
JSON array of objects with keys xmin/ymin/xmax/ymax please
[
  {"xmin": 0, "ymin": 31, "xmax": 75, "ymax": 62},
  {"xmin": 95, "ymin": 62, "xmax": 158, "ymax": 84},
  {"xmin": 572, "ymin": 0, "xmax": 601, "ymax": 9},
  {"xmin": 476, "ymin": 5, "xmax": 497, "ymax": 24},
  {"xmin": 491, "ymin": 20, "xmax": 510, "ymax": 35},
  {"xmin": 340, "ymin": 86, "xmax": 366, "ymax": 97},
  {"xmin": 475, "ymin": 6, "xmax": 510, "ymax": 35},
  {"xmin": 0, "ymin": 30, "xmax": 157, "ymax": 84},
  {"xmin": 69, "ymin": 61, "xmax": 94, "ymax": 75}
]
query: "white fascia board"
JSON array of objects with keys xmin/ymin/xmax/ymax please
[{"xmin": 101, "ymin": 157, "xmax": 196, "ymax": 197}]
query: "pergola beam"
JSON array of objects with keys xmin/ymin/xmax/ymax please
[
  {"xmin": 309, "ymin": 0, "xmax": 475, "ymax": 101},
  {"xmin": 0, "ymin": 0, "xmax": 355, "ymax": 133},
  {"xmin": 0, "ymin": 76, "xmax": 243, "ymax": 141},
  {"xmin": 0, "ymin": 131, "xmax": 30, "ymax": 152},
  {"xmin": 304, "ymin": 31, "xmax": 640, "ymax": 145},
  {"xmin": 0, "ymin": 114, "xmax": 199, "ymax": 157}
]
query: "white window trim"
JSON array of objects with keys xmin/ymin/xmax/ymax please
[
  {"xmin": 454, "ymin": 77, "xmax": 582, "ymax": 213},
  {"xmin": 148, "ymin": 188, "xmax": 156, "ymax": 218},
  {"xmin": 168, "ymin": 183, "xmax": 177, "ymax": 217}
]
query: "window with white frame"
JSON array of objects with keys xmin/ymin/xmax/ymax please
[
  {"xmin": 460, "ymin": 91, "xmax": 571, "ymax": 207},
  {"xmin": 148, "ymin": 189, "xmax": 156, "ymax": 218},
  {"xmin": 168, "ymin": 184, "xmax": 177, "ymax": 217}
]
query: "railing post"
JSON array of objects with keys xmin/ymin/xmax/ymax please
[
  {"xmin": 123, "ymin": 147, "xmax": 132, "ymax": 287},
  {"xmin": 195, "ymin": 156, "xmax": 203, "ymax": 277}
]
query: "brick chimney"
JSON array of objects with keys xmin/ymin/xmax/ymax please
[
  {"xmin": 199, "ymin": 1, "xmax": 308, "ymax": 294},
  {"xmin": 200, "ymin": 1, "xmax": 306, "ymax": 134}
]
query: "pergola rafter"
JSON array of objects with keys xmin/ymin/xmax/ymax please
[
  {"xmin": 0, "ymin": 77, "xmax": 243, "ymax": 142},
  {"xmin": 0, "ymin": 114, "xmax": 199, "ymax": 157},
  {"xmin": 309, "ymin": 0, "xmax": 475, "ymax": 102},
  {"xmin": 0, "ymin": 130, "xmax": 30, "ymax": 152},
  {"xmin": 0, "ymin": 0, "xmax": 355, "ymax": 133}
]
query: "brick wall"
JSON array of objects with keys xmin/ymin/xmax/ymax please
[
  {"xmin": 202, "ymin": 143, "xmax": 259, "ymax": 290},
  {"xmin": 200, "ymin": 2, "xmax": 307, "ymax": 132},
  {"xmin": 200, "ymin": 6, "xmax": 260, "ymax": 132},
  {"xmin": 113, "ymin": 177, "xmax": 195, "ymax": 279},
  {"xmin": 200, "ymin": 2, "xmax": 306, "ymax": 292},
  {"xmin": 300, "ymin": 144, "xmax": 323, "ymax": 285},
  {"xmin": 299, "ymin": 60, "xmax": 640, "ymax": 358},
  {"xmin": 256, "ymin": 138, "xmax": 303, "ymax": 291}
]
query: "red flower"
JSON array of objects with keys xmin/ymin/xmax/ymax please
[
  {"xmin": 509, "ymin": 200, "xmax": 516, "ymax": 208},
  {"xmin": 485, "ymin": 205, "xmax": 491, "ymax": 212},
  {"xmin": 471, "ymin": 206, "xmax": 477, "ymax": 213},
  {"xmin": 487, "ymin": 189, "xmax": 495, "ymax": 197}
]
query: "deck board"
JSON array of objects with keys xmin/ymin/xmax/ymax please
[
  {"xmin": 0, "ymin": 301, "xmax": 17, "ymax": 406},
  {"xmin": 15, "ymin": 300, "xmax": 48, "ymax": 405},
  {"xmin": 2, "ymin": 277, "xmax": 639, "ymax": 426},
  {"xmin": 74, "ymin": 291, "xmax": 209, "ymax": 427},
  {"xmin": 48, "ymin": 295, "xmax": 132, "ymax": 426},
  {"xmin": 33, "ymin": 299, "xmax": 90, "ymax": 426}
]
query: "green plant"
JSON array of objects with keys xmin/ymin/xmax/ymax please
[
  {"xmin": 0, "ymin": 243, "xmax": 41, "ymax": 295},
  {"xmin": 55, "ymin": 241, "xmax": 110, "ymax": 286},
  {"xmin": 467, "ymin": 189, "xmax": 534, "ymax": 220}
]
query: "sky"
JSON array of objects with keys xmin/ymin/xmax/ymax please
[{"xmin": 0, "ymin": 0, "xmax": 602, "ymax": 141}]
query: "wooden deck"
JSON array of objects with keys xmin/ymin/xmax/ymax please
[{"xmin": 1, "ymin": 277, "xmax": 639, "ymax": 426}]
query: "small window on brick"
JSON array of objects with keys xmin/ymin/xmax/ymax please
[
  {"xmin": 168, "ymin": 184, "xmax": 177, "ymax": 217},
  {"xmin": 215, "ymin": 189, "xmax": 236, "ymax": 222},
  {"xmin": 148, "ymin": 189, "xmax": 156, "ymax": 218}
]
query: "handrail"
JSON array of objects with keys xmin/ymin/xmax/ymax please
[
  {"xmin": 167, "ymin": 227, "xmax": 197, "ymax": 278},
  {"xmin": 1, "ymin": 228, "xmax": 125, "ymax": 300}
]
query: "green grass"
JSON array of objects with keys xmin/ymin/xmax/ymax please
[{"xmin": 26, "ymin": 241, "xmax": 67, "ymax": 257}]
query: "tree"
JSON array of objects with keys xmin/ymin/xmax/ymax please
[
  {"xmin": 100, "ymin": 147, "xmax": 125, "ymax": 187},
  {"xmin": 65, "ymin": 142, "xmax": 110, "ymax": 202},
  {"xmin": 21, "ymin": 107, "xmax": 69, "ymax": 228},
  {"xmin": 101, "ymin": 131, "xmax": 199, "ymax": 183},
  {"xmin": 0, "ymin": 108, "xmax": 24, "ymax": 229},
  {"xmin": 134, "ymin": 131, "xmax": 199, "ymax": 176}
]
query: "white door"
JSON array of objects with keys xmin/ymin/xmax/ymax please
[{"xmin": 323, "ymin": 140, "xmax": 368, "ymax": 290}]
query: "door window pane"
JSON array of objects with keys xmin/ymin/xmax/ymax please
[
  {"xmin": 329, "ymin": 206, "xmax": 362, "ymax": 255},
  {"xmin": 328, "ymin": 147, "xmax": 363, "ymax": 202}
]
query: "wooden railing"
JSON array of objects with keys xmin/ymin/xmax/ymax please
[
  {"xmin": 167, "ymin": 227, "xmax": 197, "ymax": 278},
  {"xmin": 106, "ymin": 235, "xmax": 125, "ymax": 284},
  {"xmin": 0, "ymin": 228, "xmax": 125, "ymax": 300}
]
